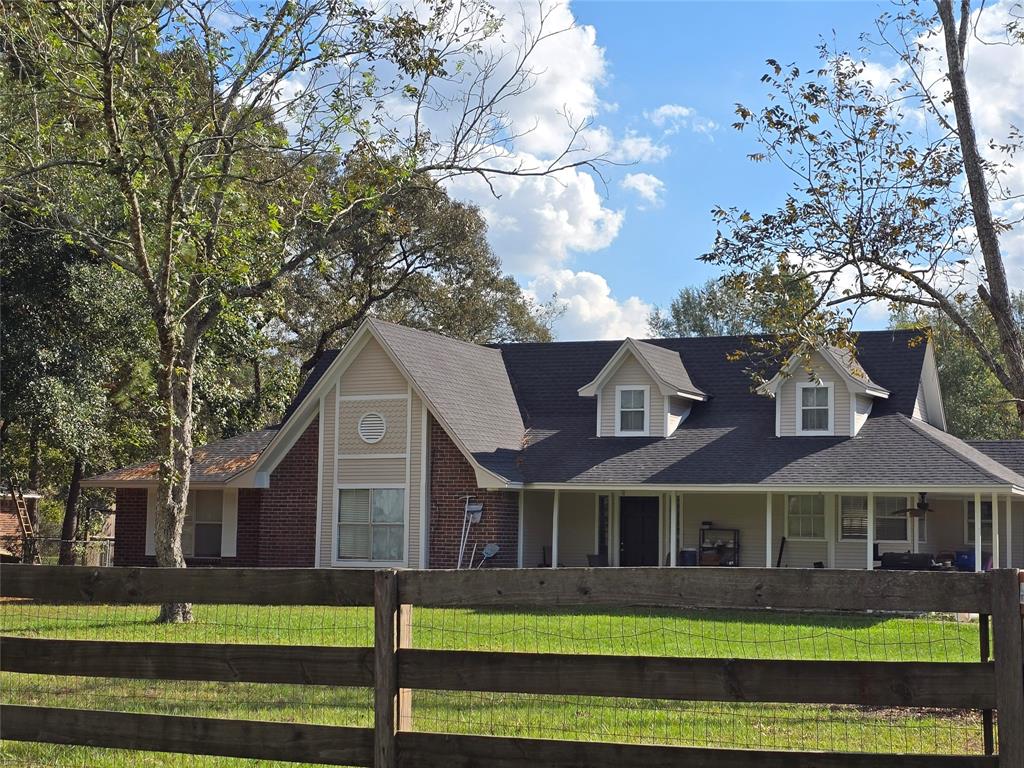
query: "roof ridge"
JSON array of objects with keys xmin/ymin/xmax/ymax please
[
  {"xmin": 495, "ymin": 327, "xmax": 926, "ymax": 348},
  {"xmin": 370, "ymin": 317, "xmax": 503, "ymax": 356},
  {"xmin": 899, "ymin": 415, "xmax": 1022, "ymax": 485}
]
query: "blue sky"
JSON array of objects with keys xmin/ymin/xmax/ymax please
[
  {"xmin": 443, "ymin": 0, "xmax": 1022, "ymax": 341},
  {"xmin": 572, "ymin": 1, "xmax": 882, "ymax": 310}
]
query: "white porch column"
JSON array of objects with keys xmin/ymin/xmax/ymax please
[
  {"xmin": 974, "ymin": 491, "xmax": 983, "ymax": 573},
  {"xmin": 517, "ymin": 491, "xmax": 525, "ymax": 568},
  {"xmin": 992, "ymin": 492, "xmax": 1000, "ymax": 569},
  {"xmin": 765, "ymin": 493, "xmax": 773, "ymax": 567},
  {"xmin": 669, "ymin": 494, "xmax": 678, "ymax": 567},
  {"xmin": 551, "ymin": 490, "xmax": 560, "ymax": 569},
  {"xmin": 866, "ymin": 492, "xmax": 875, "ymax": 571},
  {"xmin": 1007, "ymin": 495, "xmax": 1014, "ymax": 568}
]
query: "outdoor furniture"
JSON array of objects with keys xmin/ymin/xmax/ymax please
[
  {"xmin": 587, "ymin": 553, "xmax": 609, "ymax": 567},
  {"xmin": 699, "ymin": 527, "xmax": 740, "ymax": 566},
  {"xmin": 878, "ymin": 552, "xmax": 938, "ymax": 571}
]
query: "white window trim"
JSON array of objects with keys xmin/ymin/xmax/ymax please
[
  {"xmin": 795, "ymin": 382, "xmax": 834, "ymax": 436},
  {"xmin": 784, "ymin": 494, "xmax": 827, "ymax": 541},
  {"xmin": 333, "ymin": 483, "xmax": 408, "ymax": 568},
  {"xmin": 615, "ymin": 384, "xmax": 650, "ymax": 437},
  {"xmin": 838, "ymin": 494, "xmax": 917, "ymax": 544},
  {"xmin": 182, "ymin": 490, "xmax": 228, "ymax": 559},
  {"xmin": 964, "ymin": 498, "xmax": 994, "ymax": 546}
]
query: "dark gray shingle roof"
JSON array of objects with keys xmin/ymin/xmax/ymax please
[
  {"xmin": 967, "ymin": 441, "xmax": 1024, "ymax": 476},
  {"xmin": 370, "ymin": 320, "xmax": 525, "ymax": 478},
  {"xmin": 631, "ymin": 339, "xmax": 706, "ymax": 398}
]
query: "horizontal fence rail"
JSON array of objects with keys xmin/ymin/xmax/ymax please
[
  {"xmin": 398, "ymin": 649, "xmax": 997, "ymax": 708},
  {"xmin": 0, "ymin": 705, "xmax": 374, "ymax": 766},
  {"xmin": 399, "ymin": 566, "xmax": 995, "ymax": 613},
  {"xmin": 0, "ymin": 636, "xmax": 375, "ymax": 687},
  {"xmin": 1, "ymin": 563, "xmax": 1021, "ymax": 767},
  {"xmin": 394, "ymin": 732, "xmax": 1000, "ymax": 768},
  {"xmin": 0, "ymin": 564, "xmax": 375, "ymax": 605}
]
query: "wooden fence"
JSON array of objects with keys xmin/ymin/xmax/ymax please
[{"xmin": 1, "ymin": 565, "xmax": 1022, "ymax": 767}]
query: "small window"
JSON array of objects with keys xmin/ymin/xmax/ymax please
[
  {"xmin": 966, "ymin": 500, "xmax": 993, "ymax": 545},
  {"xmin": 338, "ymin": 488, "xmax": 405, "ymax": 562},
  {"xmin": 798, "ymin": 383, "xmax": 832, "ymax": 434},
  {"xmin": 839, "ymin": 495, "xmax": 868, "ymax": 540},
  {"xmin": 617, "ymin": 387, "xmax": 648, "ymax": 435},
  {"xmin": 182, "ymin": 490, "xmax": 223, "ymax": 558},
  {"xmin": 787, "ymin": 495, "xmax": 825, "ymax": 540}
]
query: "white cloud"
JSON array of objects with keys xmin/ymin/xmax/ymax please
[
  {"xmin": 527, "ymin": 269, "xmax": 653, "ymax": 340},
  {"xmin": 620, "ymin": 172, "xmax": 665, "ymax": 208},
  {"xmin": 644, "ymin": 103, "xmax": 718, "ymax": 137},
  {"xmin": 610, "ymin": 131, "xmax": 671, "ymax": 163},
  {"xmin": 446, "ymin": 152, "xmax": 624, "ymax": 276}
]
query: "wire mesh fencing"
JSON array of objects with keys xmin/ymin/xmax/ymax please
[
  {"xmin": 405, "ymin": 604, "xmax": 989, "ymax": 755},
  {"xmin": 1, "ymin": 565, "xmax": 1014, "ymax": 767}
]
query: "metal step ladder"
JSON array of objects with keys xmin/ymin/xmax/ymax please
[{"xmin": 8, "ymin": 478, "xmax": 40, "ymax": 564}]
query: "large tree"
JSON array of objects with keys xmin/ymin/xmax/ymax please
[
  {"xmin": 283, "ymin": 174, "xmax": 552, "ymax": 377},
  {"xmin": 0, "ymin": 218, "xmax": 154, "ymax": 563},
  {"xmin": 0, "ymin": 0, "xmax": 596, "ymax": 619},
  {"xmin": 649, "ymin": 270, "xmax": 815, "ymax": 338},
  {"xmin": 703, "ymin": 0, "xmax": 1024, "ymax": 412}
]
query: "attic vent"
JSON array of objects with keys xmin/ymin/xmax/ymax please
[{"xmin": 358, "ymin": 412, "xmax": 386, "ymax": 444}]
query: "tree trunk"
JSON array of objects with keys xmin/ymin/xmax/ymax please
[
  {"xmin": 154, "ymin": 342, "xmax": 195, "ymax": 623},
  {"xmin": 937, "ymin": 0, "xmax": 1024, "ymax": 424},
  {"xmin": 58, "ymin": 456, "xmax": 84, "ymax": 565}
]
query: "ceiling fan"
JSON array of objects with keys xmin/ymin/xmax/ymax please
[{"xmin": 895, "ymin": 492, "xmax": 932, "ymax": 518}]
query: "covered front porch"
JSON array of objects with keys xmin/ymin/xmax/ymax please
[{"xmin": 517, "ymin": 488, "xmax": 1022, "ymax": 572}]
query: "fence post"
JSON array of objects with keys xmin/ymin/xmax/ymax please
[
  {"xmin": 991, "ymin": 568, "xmax": 1024, "ymax": 764},
  {"xmin": 374, "ymin": 569, "xmax": 399, "ymax": 768},
  {"xmin": 398, "ymin": 603, "xmax": 413, "ymax": 730}
]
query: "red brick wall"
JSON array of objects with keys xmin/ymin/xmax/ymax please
[
  {"xmin": 256, "ymin": 419, "xmax": 319, "ymax": 566},
  {"xmin": 428, "ymin": 416, "xmax": 519, "ymax": 568},
  {"xmin": 112, "ymin": 486, "xmax": 267, "ymax": 567},
  {"xmin": 0, "ymin": 500, "xmax": 25, "ymax": 559},
  {"xmin": 112, "ymin": 488, "xmax": 147, "ymax": 566}
]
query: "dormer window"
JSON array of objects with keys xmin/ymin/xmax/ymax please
[
  {"xmin": 616, "ymin": 385, "xmax": 649, "ymax": 436},
  {"xmin": 797, "ymin": 382, "xmax": 833, "ymax": 435}
]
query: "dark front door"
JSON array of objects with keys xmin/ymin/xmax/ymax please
[{"xmin": 619, "ymin": 496, "xmax": 659, "ymax": 566}]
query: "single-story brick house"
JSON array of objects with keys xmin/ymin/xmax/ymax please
[{"xmin": 84, "ymin": 319, "xmax": 1024, "ymax": 571}]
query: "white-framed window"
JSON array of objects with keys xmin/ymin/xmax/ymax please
[
  {"xmin": 796, "ymin": 382, "xmax": 833, "ymax": 435},
  {"xmin": 786, "ymin": 495, "xmax": 825, "ymax": 540},
  {"xmin": 965, "ymin": 499, "xmax": 993, "ymax": 545},
  {"xmin": 615, "ymin": 385, "xmax": 650, "ymax": 436},
  {"xmin": 338, "ymin": 487, "xmax": 406, "ymax": 563},
  {"xmin": 182, "ymin": 490, "xmax": 223, "ymax": 558},
  {"xmin": 839, "ymin": 495, "xmax": 923, "ymax": 542}
]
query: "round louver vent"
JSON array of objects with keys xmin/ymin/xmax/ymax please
[{"xmin": 358, "ymin": 412, "xmax": 386, "ymax": 444}]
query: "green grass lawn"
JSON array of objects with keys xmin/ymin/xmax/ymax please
[{"xmin": 0, "ymin": 601, "xmax": 990, "ymax": 766}]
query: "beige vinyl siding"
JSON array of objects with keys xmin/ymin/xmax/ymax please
[
  {"xmin": 522, "ymin": 490, "xmax": 554, "ymax": 567},
  {"xmin": 553, "ymin": 492, "xmax": 597, "ymax": 566},
  {"xmin": 339, "ymin": 337, "xmax": 407, "ymax": 396},
  {"xmin": 338, "ymin": 397, "xmax": 408, "ymax": 455},
  {"xmin": 666, "ymin": 397, "xmax": 690, "ymax": 436},
  {"xmin": 338, "ymin": 457, "xmax": 407, "ymax": 485},
  {"xmin": 677, "ymin": 493, "xmax": 769, "ymax": 568},
  {"xmin": 777, "ymin": 352, "xmax": 851, "ymax": 436},
  {"xmin": 408, "ymin": 393, "xmax": 423, "ymax": 568},
  {"xmin": 318, "ymin": 384, "xmax": 338, "ymax": 567},
  {"xmin": 598, "ymin": 356, "xmax": 665, "ymax": 437},
  {"xmin": 853, "ymin": 395, "xmax": 873, "ymax": 435},
  {"xmin": 913, "ymin": 381, "xmax": 929, "ymax": 422}
]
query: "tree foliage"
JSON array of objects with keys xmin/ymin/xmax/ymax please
[
  {"xmin": 702, "ymin": 0, "xmax": 1024, "ymax": 419},
  {"xmin": 649, "ymin": 269, "xmax": 816, "ymax": 338},
  {"xmin": 0, "ymin": 0, "xmax": 596, "ymax": 610}
]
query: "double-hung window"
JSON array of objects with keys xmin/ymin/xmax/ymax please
[
  {"xmin": 616, "ymin": 386, "xmax": 649, "ymax": 436},
  {"xmin": 797, "ymin": 383, "xmax": 832, "ymax": 434},
  {"xmin": 786, "ymin": 495, "xmax": 825, "ymax": 539},
  {"xmin": 182, "ymin": 490, "xmax": 223, "ymax": 558},
  {"xmin": 965, "ymin": 500, "xmax": 993, "ymax": 545},
  {"xmin": 338, "ymin": 488, "xmax": 405, "ymax": 563},
  {"xmin": 839, "ymin": 496, "xmax": 924, "ymax": 542}
]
